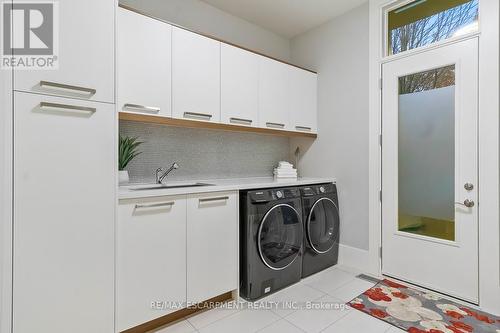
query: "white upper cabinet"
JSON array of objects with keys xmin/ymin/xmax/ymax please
[
  {"xmin": 117, "ymin": 195, "xmax": 187, "ymax": 332},
  {"xmin": 117, "ymin": 8, "xmax": 172, "ymax": 117},
  {"xmin": 12, "ymin": 0, "xmax": 115, "ymax": 103},
  {"xmin": 289, "ymin": 67, "xmax": 318, "ymax": 133},
  {"xmin": 187, "ymin": 192, "xmax": 238, "ymax": 304},
  {"xmin": 258, "ymin": 56, "xmax": 291, "ymax": 130},
  {"xmin": 172, "ymin": 27, "xmax": 221, "ymax": 122},
  {"xmin": 221, "ymin": 44, "xmax": 259, "ymax": 127}
]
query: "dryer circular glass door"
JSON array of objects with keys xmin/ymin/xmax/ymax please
[
  {"xmin": 307, "ymin": 198, "xmax": 339, "ymax": 254},
  {"xmin": 257, "ymin": 204, "xmax": 303, "ymax": 270}
]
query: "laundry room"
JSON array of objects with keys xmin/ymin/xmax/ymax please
[{"xmin": 0, "ymin": 1, "xmax": 499, "ymax": 333}]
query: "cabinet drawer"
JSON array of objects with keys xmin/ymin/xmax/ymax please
[
  {"xmin": 117, "ymin": 195, "xmax": 187, "ymax": 332},
  {"xmin": 187, "ymin": 191, "xmax": 238, "ymax": 304}
]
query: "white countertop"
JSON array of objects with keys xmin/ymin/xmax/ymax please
[{"xmin": 118, "ymin": 177, "xmax": 336, "ymax": 200}]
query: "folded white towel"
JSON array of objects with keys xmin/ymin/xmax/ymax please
[
  {"xmin": 274, "ymin": 168, "xmax": 297, "ymax": 173},
  {"xmin": 274, "ymin": 175, "xmax": 298, "ymax": 180},
  {"xmin": 274, "ymin": 170, "xmax": 297, "ymax": 175},
  {"xmin": 277, "ymin": 161, "xmax": 294, "ymax": 169}
]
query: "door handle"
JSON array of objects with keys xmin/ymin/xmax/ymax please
[
  {"xmin": 39, "ymin": 80, "xmax": 96, "ymax": 96},
  {"xmin": 266, "ymin": 122, "xmax": 285, "ymax": 129},
  {"xmin": 123, "ymin": 103, "xmax": 160, "ymax": 114},
  {"xmin": 199, "ymin": 196, "xmax": 229, "ymax": 203},
  {"xmin": 295, "ymin": 126, "xmax": 312, "ymax": 132},
  {"xmin": 230, "ymin": 117, "xmax": 253, "ymax": 125},
  {"xmin": 184, "ymin": 112, "xmax": 212, "ymax": 120},
  {"xmin": 455, "ymin": 199, "xmax": 475, "ymax": 208},
  {"xmin": 135, "ymin": 202, "xmax": 175, "ymax": 209},
  {"xmin": 39, "ymin": 102, "xmax": 96, "ymax": 113}
]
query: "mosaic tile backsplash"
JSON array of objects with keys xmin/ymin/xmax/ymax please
[{"xmin": 119, "ymin": 121, "xmax": 291, "ymax": 183}]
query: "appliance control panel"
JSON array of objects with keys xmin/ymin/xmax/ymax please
[
  {"xmin": 249, "ymin": 188, "xmax": 300, "ymax": 203},
  {"xmin": 300, "ymin": 183, "xmax": 336, "ymax": 196}
]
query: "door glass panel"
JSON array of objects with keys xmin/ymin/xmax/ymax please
[
  {"xmin": 308, "ymin": 199, "xmax": 339, "ymax": 253},
  {"xmin": 388, "ymin": 0, "xmax": 478, "ymax": 56},
  {"xmin": 398, "ymin": 65, "xmax": 456, "ymax": 241},
  {"xmin": 259, "ymin": 205, "xmax": 302, "ymax": 269}
]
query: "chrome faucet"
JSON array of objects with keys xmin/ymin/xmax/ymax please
[{"xmin": 156, "ymin": 162, "xmax": 179, "ymax": 184}]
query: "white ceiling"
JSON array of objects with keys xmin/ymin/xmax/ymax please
[{"xmin": 200, "ymin": 0, "xmax": 367, "ymax": 38}]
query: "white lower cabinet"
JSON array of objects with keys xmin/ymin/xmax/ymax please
[
  {"xmin": 187, "ymin": 192, "xmax": 238, "ymax": 304},
  {"xmin": 117, "ymin": 195, "xmax": 187, "ymax": 332},
  {"xmin": 117, "ymin": 191, "xmax": 238, "ymax": 330},
  {"xmin": 13, "ymin": 92, "xmax": 115, "ymax": 333}
]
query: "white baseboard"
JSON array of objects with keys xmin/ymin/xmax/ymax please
[{"xmin": 338, "ymin": 244, "xmax": 370, "ymax": 273}]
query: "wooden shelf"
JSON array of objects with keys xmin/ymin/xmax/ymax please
[{"xmin": 119, "ymin": 112, "xmax": 318, "ymax": 138}]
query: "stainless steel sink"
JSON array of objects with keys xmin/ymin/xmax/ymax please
[{"xmin": 129, "ymin": 183, "xmax": 214, "ymax": 191}]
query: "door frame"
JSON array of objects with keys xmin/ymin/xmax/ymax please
[{"xmin": 368, "ymin": 0, "xmax": 500, "ymax": 313}]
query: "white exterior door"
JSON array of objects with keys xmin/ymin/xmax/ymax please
[{"xmin": 382, "ymin": 38, "xmax": 479, "ymax": 303}]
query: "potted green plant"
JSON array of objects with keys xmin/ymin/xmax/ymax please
[{"xmin": 119, "ymin": 135, "xmax": 143, "ymax": 185}]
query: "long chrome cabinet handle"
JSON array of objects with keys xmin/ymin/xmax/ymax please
[
  {"xmin": 230, "ymin": 117, "xmax": 253, "ymax": 125},
  {"xmin": 184, "ymin": 112, "xmax": 212, "ymax": 120},
  {"xmin": 39, "ymin": 80, "xmax": 96, "ymax": 96},
  {"xmin": 266, "ymin": 122, "xmax": 285, "ymax": 129},
  {"xmin": 199, "ymin": 196, "xmax": 229, "ymax": 203},
  {"xmin": 135, "ymin": 202, "xmax": 175, "ymax": 209},
  {"xmin": 39, "ymin": 102, "xmax": 96, "ymax": 113},
  {"xmin": 295, "ymin": 126, "xmax": 312, "ymax": 132},
  {"xmin": 123, "ymin": 103, "xmax": 160, "ymax": 114}
]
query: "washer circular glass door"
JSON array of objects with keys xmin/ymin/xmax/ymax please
[
  {"xmin": 307, "ymin": 198, "xmax": 339, "ymax": 254},
  {"xmin": 257, "ymin": 204, "xmax": 303, "ymax": 270}
]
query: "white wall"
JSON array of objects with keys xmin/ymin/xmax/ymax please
[
  {"xmin": 289, "ymin": 2, "xmax": 370, "ymax": 250},
  {"xmin": 119, "ymin": 0, "xmax": 291, "ymax": 61}
]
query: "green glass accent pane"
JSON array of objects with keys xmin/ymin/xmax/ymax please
[
  {"xmin": 398, "ymin": 65, "xmax": 456, "ymax": 241},
  {"xmin": 388, "ymin": 0, "xmax": 478, "ymax": 55}
]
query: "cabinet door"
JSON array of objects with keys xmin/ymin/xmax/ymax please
[
  {"xmin": 221, "ymin": 44, "xmax": 259, "ymax": 127},
  {"xmin": 117, "ymin": 196, "xmax": 187, "ymax": 332},
  {"xmin": 172, "ymin": 27, "xmax": 221, "ymax": 122},
  {"xmin": 13, "ymin": 92, "xmax": 115, "ymax": 333},
  {"xmin": 259, "ymin": 57, "xmax": 290, "ymax": 130},
  {"xmin": 117, "ymin": 8, "xmax": 172, "ymax": 117},
  {"xmin": 289, "ymin": 67, "xmax": 318, "ymax": 133},
  {"xmin": 187, "ymin": 192, "xmax": 238, "ymax": 304},
  {"xmin": 13, "ymin": 0, "xmax": 114, "ymax": 103}
]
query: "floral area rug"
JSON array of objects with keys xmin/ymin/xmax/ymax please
[{"xmin": 348, "ymin": 279, "xmax": 500, "ymax": 333}]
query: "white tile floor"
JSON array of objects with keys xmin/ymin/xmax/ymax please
[{"xmin": 150, "ymin": 265, "xmax": 406, "ymax": 333}]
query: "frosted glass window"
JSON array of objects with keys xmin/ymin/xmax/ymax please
[
  {"xmin": 398, "ymin": 65, "xmax": 456, "ymax": 241},
  {"xmin": 388, "ymin": 0, "xmax": 479, "ymax": 55}
]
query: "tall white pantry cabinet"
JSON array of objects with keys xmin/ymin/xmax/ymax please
[{"xmin": 7, "ymin": 0, "xmax": 116, "ymax": 332}]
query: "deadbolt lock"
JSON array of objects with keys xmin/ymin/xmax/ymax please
[{"xmin": 464, "ymin": 183, "xmax": 474, "ymax": 191}]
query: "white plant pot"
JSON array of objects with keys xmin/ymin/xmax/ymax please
[{"xmin": 119, "ymin": 170, "xmax": 129, "ymax": 185}]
